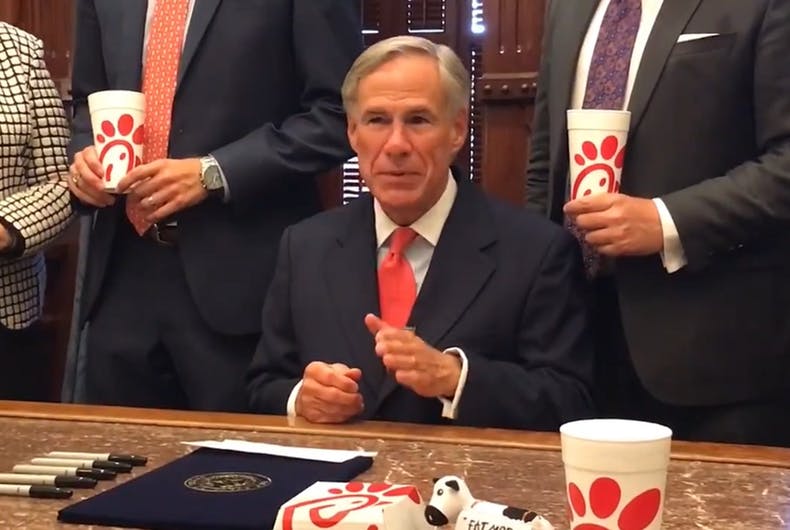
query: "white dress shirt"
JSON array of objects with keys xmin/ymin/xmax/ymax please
[
  {"xmin": 572, "ymin": 0, "xmax": 687, "ymax": 272},
  {"xmin": 287, "ymin": 172, "xmax": 470, "ymax": 420}
]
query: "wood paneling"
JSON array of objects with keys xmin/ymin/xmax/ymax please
[
  {"xmin": 0, "ymin": 0, "xmax": 74, "ymax": 95},
  {"xmin": 477, "ymin": 0, "xmax": 546, "ymax": 205}
]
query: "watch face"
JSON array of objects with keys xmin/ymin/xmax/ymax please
[{"xmin": 205, "ymin": 165, "xmax": 223, "ymax": 190}]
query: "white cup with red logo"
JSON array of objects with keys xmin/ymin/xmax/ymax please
[
  {"xmin": 560, "ymin": 418, "xmax": 672, "ymax": 530},
  {"xmin": 566, "ymin": 109, "xmax": 630, "ymax": 200},
  {"xmin": 88, "ymin": 90, "xmax": 145, "ymax": 193}
]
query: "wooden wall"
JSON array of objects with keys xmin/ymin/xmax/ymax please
[
  {"xmin": 0, "ymin": 0, "xmax": 74, "ymax": 95},
  {"xmin": 477, "ymin": 0, "xmax": 545, "ymax": 205}
]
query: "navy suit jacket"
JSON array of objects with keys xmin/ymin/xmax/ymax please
[
  {"xmin": 247, "ymin": 177, "xmax": 595, "ymax": 430},
  {"xmin": 68, "ymin": 0, "xmax": 363, "ymax": 334}
]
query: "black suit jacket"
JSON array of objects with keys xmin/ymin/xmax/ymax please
[
  {"xmin": 68, "ymin": 0, "xmax": 363, "ymax": 334},
  {"xmin": 526, "ymin": 0, "xmax": 790, "ymax": 405},
  {"xmin": 247, "ymin": 177, "xmax": 594, "ymax": 430}
]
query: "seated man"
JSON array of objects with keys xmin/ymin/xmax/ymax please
[{"xmin": 246, "ymin": 36, "xmax": 594, "ymax": 429}]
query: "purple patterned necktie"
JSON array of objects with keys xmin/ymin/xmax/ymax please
[{"xmin": 569, "ymin": 0, "xmax": 642, "ymax": 277}]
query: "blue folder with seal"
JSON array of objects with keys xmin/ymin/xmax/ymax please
[{"xmin": 57, "ymin": 447, "xmax": 374, "ymax": 529}]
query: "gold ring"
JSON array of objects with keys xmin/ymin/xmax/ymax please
[{"xmin": 71, "ymin": 172, "xmax": 80, "ymax": 186}]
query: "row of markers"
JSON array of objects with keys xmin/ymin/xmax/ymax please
[{"xmin": 0, "ymin": 451, "xmax": 147, "ymax": 499}]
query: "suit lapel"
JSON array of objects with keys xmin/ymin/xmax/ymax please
[
  {"xmin": 549, "ymin": 0, "xmax": 599, "ymax": 215},
  {"xmin": 177, "ymin": 0, "xmax": 222, "ymax": 85},
  {"xmin": 627, "ymin": 0, "xmax": 702, "ymax": 136},
  {"xmin": 374, "ymin": 180, "xmax": 497, "ymax": 408},
  {"xmin": 119, "ymin": 0, "xmax": 147, "ymax": 89},
  {"xmin": 324, "ymin": 197, "xmax": 383, "ymax": 409}
]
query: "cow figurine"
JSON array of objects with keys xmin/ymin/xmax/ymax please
[{"xmin": 425, "ymin": 475, "xmax": 553, "ymax": 530}]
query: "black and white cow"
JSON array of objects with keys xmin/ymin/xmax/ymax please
[{"xmin": 424, "ymin": 475, "xmax": 553, "ymax": 529}]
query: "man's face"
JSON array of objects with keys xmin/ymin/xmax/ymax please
[{"xmin": 347, "ymin": 54, "xmax": 468, "ymax": 224}]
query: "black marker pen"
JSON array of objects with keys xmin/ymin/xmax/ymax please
[
  {"xmin": 0, "ymin": 484, "xmax": 72, "ymax": 499},
  {"xmin": 0, "ymin": 473, "xmax": 96, "ymax": 489},
  {"xmin": 46, "ymin": 451, "xmax": 147, "ymax": 466},
  {"xmin": 12, "ymin": 464, "xmax": 117, "ymax": 481},
  {"xmin": 29, "ymin": 458, "xmax": 132, "ymax": 473}
]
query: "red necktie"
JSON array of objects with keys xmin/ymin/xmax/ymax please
[
  {"xmin": 378, "ymin": 227, "xmax": 418, "ymax": 328},
  {"xmin": 126, "ymin": 0, "xmax": 190, "ymax": 235}
]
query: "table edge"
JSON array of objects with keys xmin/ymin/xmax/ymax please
[{"xmin": 1, "ymin": 401, "xmax": 787, "ymax": 469}]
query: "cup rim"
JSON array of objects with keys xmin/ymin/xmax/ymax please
[
  {"xmin": 560, "ymin": 418, "xmax": 672, "ymax": 443},
  {"xmin": 566, "ymin": 109, "xmax": 632, "ymax": 117},
  {"xmin": 88, "ymin": 90, "xmax": 145, "ymax": 112},
  {"xmin": 88, "ymin": 89, "xmax": 144, "ymax": 98}
]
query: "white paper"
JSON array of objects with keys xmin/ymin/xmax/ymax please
[{"xmin": 181, "ymin": 439, "xmax": 376, "ymax": 463}]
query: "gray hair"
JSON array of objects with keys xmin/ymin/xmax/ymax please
[{"xmin": 342, "ymin": 35, "xmax": 471, "ymax": 116}]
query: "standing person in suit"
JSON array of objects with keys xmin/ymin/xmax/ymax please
[
  {"xmin": 0, "ymin": 22, "xmax": 73, "ymax": 400},
  {"xmin": 526, "ymin": 0, "xmax": 790, "ymax": 445},
  {"xmin": 246, "ymin": 36, "xmax": 594, "ymax": 429},
  {"xmin": 65, "ymin": 0, "xmax": 363, "ymax": 411}
]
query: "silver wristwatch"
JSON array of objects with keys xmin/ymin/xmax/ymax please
[{"xmin": 199, "ymin": 155, "xmax": 225, "ymax": 199}]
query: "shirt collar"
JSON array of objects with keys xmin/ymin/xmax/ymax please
[{"xmin": 374, "ymin": 170, "xmax": 457, "ymax": 249}]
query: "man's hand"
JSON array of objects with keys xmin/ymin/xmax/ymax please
[
  {"xmin": 295, "ymin": 361, "xmax": 364, "ymax": 424},
  {"xmin": 564, "ymin": 193, "xmax": 663, "ymax": 256},
  {"xmin": 67, "ymin": 146, "xmax": 116, "ymax": 207},
  {"xmin": 0, "ymin": 225, "xmax": 11, "ymax": 252},
  {"xmin": 116, "ymin": 158, "xmax": 207, "ymax": 223},
  {"xmin": 364, "ymin": 314, "xmax": 461, "ymax": 399}
]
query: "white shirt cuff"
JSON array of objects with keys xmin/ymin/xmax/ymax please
[
  {"xmin": 653, "ymin": 198, "xmax": 688, "ymax": 273},
  {"xmin": 438, "ymin": 347, "xmax": 468, "ymax": 419},
  {"xmin": 286, "ymin": 379, "xmax": 303, "ymax": 418}
]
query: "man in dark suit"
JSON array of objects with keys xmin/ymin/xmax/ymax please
[
  {"xmin": 526, "ymin": 0, "xmax": 790, "ymax": 445},
  {"xmin": 65, "ymin": 0, "xmax": 363, "ymax": 411},
  {"xmin": 246, "ymin": 36, "xmax": 594, "ymax": 429}
]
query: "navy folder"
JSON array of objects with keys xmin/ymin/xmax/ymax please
[{"xmin": 58, "ymin": 448, "xmax": 374, "ymax": 529}]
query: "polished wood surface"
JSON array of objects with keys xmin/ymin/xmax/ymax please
[{"xmin": 0, "ymin": 402, "xmax": 788, "ymax": 529}]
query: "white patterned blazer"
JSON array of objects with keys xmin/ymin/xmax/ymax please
[{"xmin": 0, "ymin": 22, "xmax": 72, "ymax": 330}]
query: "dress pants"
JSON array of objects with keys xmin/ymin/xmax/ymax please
[
  {"xmin": 0, "ymin": 323, "xmax": 50, "ymax": 401},
  {"xmin": 593, "ymin": 277, "xmax": 790, "ymax": 447},
  {"xmin": 84, "ymin": 221, "xmax": 258, "ymax": 412}
]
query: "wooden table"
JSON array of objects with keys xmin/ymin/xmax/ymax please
[{"xmin": 0, "ymin": 401, "xmax": 788, "ymax": 529}]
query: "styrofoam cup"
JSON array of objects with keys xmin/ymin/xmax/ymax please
[
  {"xmin": 566, "ymin": 109, "xmax": 630, "ymax": 200},
  {"xmin": 88, "ymin": 90, "xmax": 145, "ymax": 192},
  {"xmin": 560, "ymin": 419, "xmax": 672, "ymax": 530}
]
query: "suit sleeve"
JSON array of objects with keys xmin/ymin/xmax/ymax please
[
  {"xmin": 68, "ymin": 0, "xmax": 107, "ymax": 161},
  {"xmin": 660, "ymin": 0, "xmax": 790, "ymax": 269},
  {"xmin": 0, "ymin": 32, "xmax": 73, "ymax": 259},
  {"xmin": 454, "ymin": 229, "xmax": 595, "ymax": 430},
  {"xmin": 524, "ymin": 2, "xmax": 555, "ymax": 216},
  {"xmin": 246, "ymin": 226, "xmax": 303, "ymax": 414},
  {"xmin": 66, "ymin": 0, "xmax": 107, "ymax": 215},
  {"xmin": 211, "ymin": 0, "xmax": 363, "ymax": 208}
]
